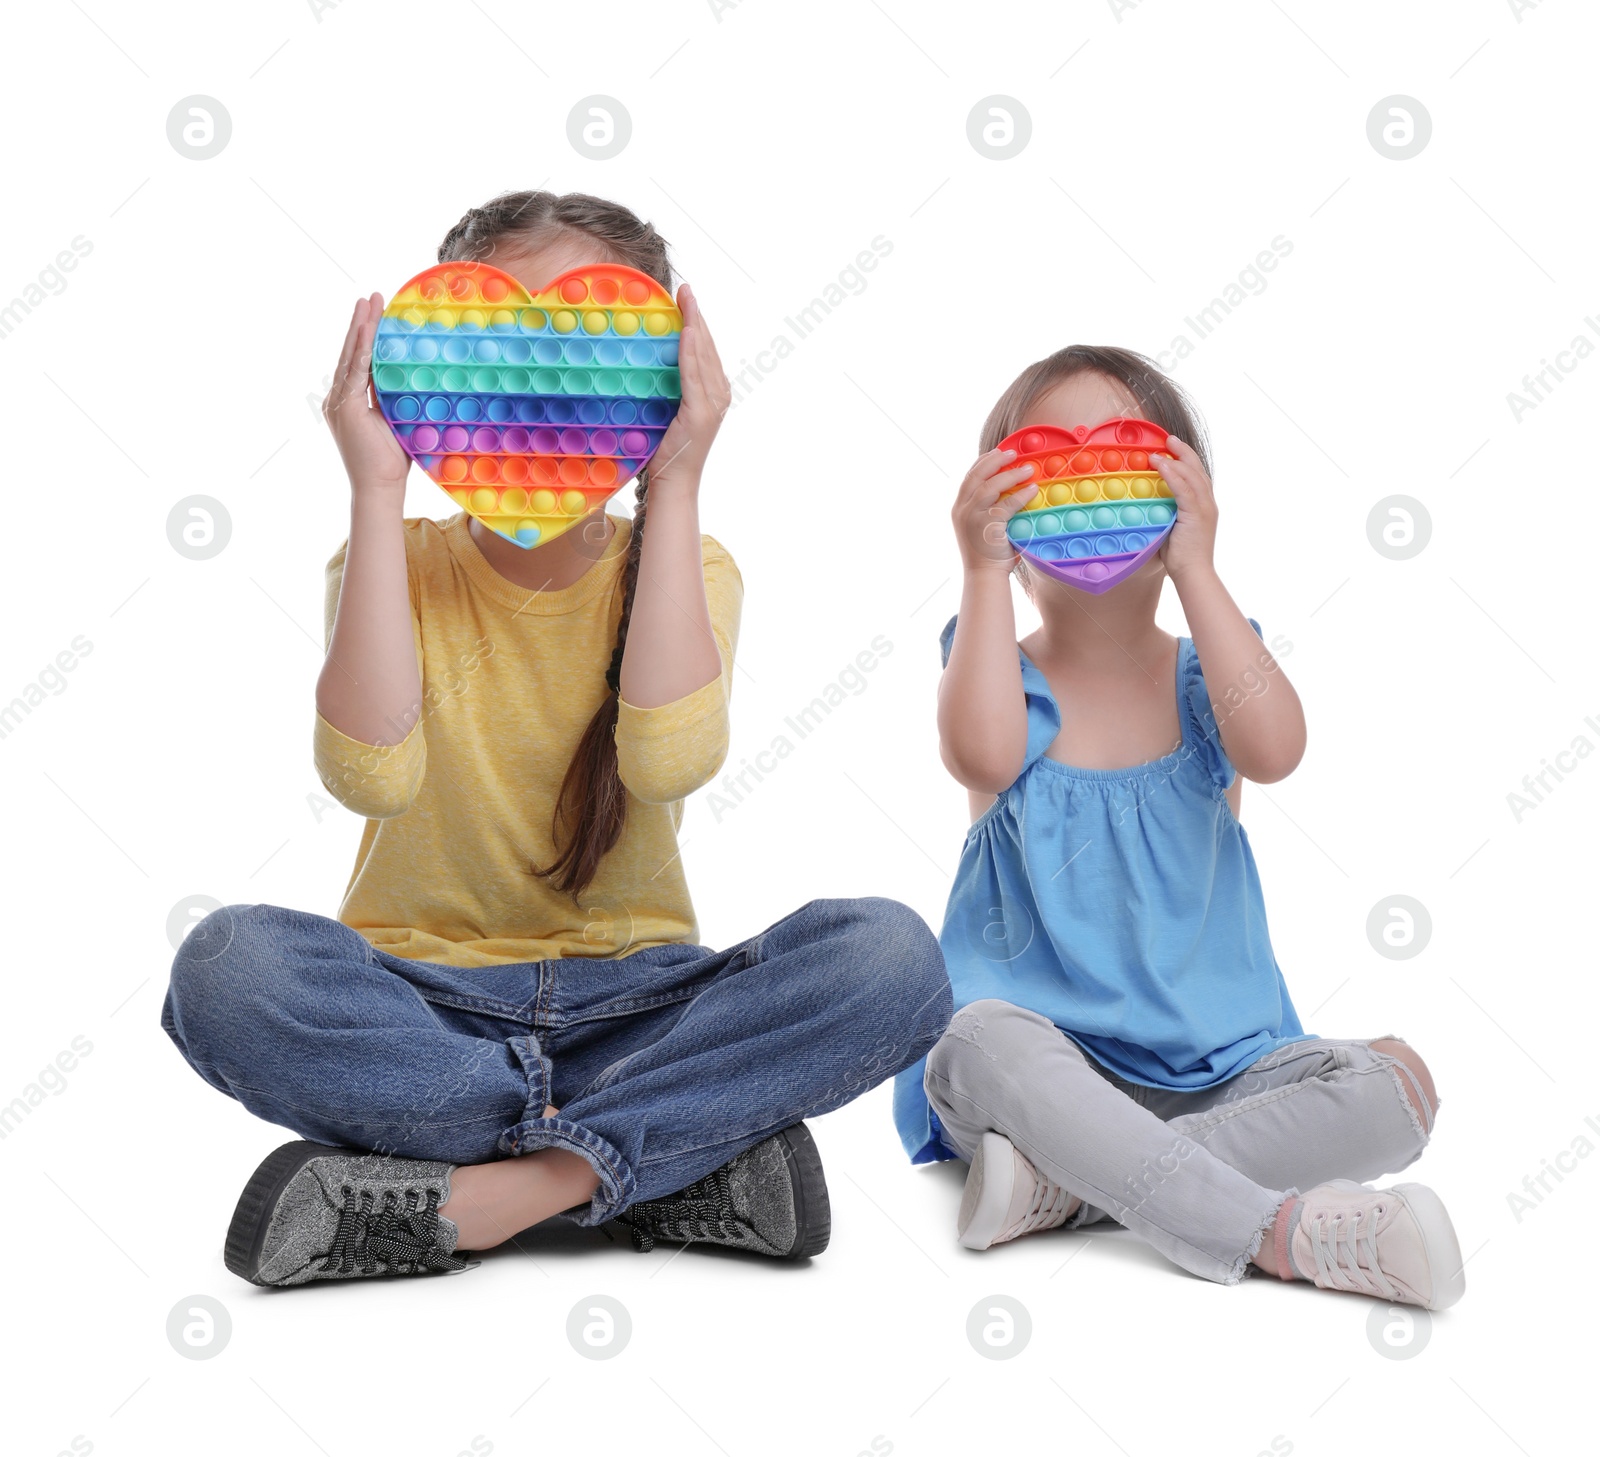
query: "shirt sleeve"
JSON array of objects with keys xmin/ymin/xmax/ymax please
[
  {"xmin": 940, "ymin": 613, "xmax": 1062, "ymax": 776},
  {"xmin": 614, "ymin": 536, "xmax": 743, "ymax": 805},
  {"xmin": 311, "ymin": 538, "xmax": 428, "ymax": 819},
  {"xmin": 1180, "ymin": 619, "xmax": 1264, "ymax": 795}
]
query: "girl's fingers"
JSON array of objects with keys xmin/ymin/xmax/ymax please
[
  {"xmin": 974, "ymin": 446, "xmax": 1019, "ymax": 478},
  {"xmin": 1151, "ymin": 450, "xmax": 1201, "ymax": 502},
  {"xmin": 679, "ymin": 285, "xmax": 730, "ymax": 413},
  {"xmin": 676, "ymin": 320, "xmax": 704, "ymax": 405},
  {"xmin": 1163, "ymin": 433, "xmax": 1201, "ymax": 467},
  {"xmin": 676, "ymin": 286, "xmax": 706, "ymax": 373},
  {"xmin": 1156, "ymin": 435, "xmax": 1213, "ymax": 498},
  {"xmin": 974, "ymin": 461, "xmax": 1040, "ymax": 508},
  {"xmin": 683, "ymin": 328, "xmax": 719, "ymax": 422},
  {"xmin": 991, "ymin": 476, "xmax": 1038, "ymax": 520},
  {"xmin": 356, "ymin": 291, "xmax": 383, "ymax": 373},
  {"xmin": 961, "ymin": 448, "xmax": 1020, "ymax": 499},
  {"xmin": 329, "ymin": 298, "xmax": 364, "ymax": 396},
  {"xmin": 675, "ymin": 285, "xmax": 727, "ymax": 419},
  {"xmin": 339, "ymin": 294, "xmax": 383, "ymax": 412}
]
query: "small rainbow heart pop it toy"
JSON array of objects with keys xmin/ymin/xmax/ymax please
[
  {"xmin": 373, "ymin": 261, "xmax": 682, "ymax": 548},
  {"xmin": 1001, "ymin": 418, "xmax": 1176, "ymax": 593}
]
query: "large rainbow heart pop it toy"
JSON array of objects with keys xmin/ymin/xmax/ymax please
[
  {"xmin": 373, "ymin": 261, "xmax": 682, "ymax": 548},
  {"xmin": 1001, "ymin": 418, "xmax": 1176, "ymax": 593}
]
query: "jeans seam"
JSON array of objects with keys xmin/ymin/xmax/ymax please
[
  {"xmin": 538, "ymin": 962, "xmax": 556, "ymax": 1027},
  {"xmin": 411, "ymin": 988, "xmax": 541, "ymax": 1021},
  {"xmin": 559, "ymin": 988, "xmax": 702, "ymax": 1024},
  {"xmin": 1178, "ymin": 1057, "xmax": 1399, "ymax": 1137},
  {"xmin": 1179, "ymin": 1079, "xmax": 1322, "ymax": 1135}
]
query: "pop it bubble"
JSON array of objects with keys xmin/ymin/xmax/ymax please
[
  {"xmin": 373, "ymin": 261, "xmax": 682, "ymax": 549},
  {"xmin": 1000, "ymin": 418, "xmax": 1176, "ymax": 593}
]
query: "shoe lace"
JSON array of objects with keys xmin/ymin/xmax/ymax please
[
  {"xmin": 319, "ymin": 1184, "xmax": 470, "ymax": 1276},
  {"xmin": 620, "ymin": 1165, "xmax": 741, "ymax": 1253},
  {"xmin": 1307, "ymin": 1202, "xmax": 1397, "ymax": 1301},
  {"xmin": 1003, "ymin": 1168, "xmax": 1075, "ymax": 1240}
]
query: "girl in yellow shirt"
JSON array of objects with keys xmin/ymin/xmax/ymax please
[{"xmin": 161, "ymin": 191, "xmax": 951, "ymax": 1287}]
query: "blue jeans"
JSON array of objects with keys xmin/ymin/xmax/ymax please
[{"xmin": 162, "ymin": 898, "xmax": 950, "ymax": 1225}]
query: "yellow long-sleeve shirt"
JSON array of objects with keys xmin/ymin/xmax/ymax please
[{"xmin": 313, "ymin": 511, "xmax": 741, "ymax": 966}]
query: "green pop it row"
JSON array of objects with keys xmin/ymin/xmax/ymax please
[{"xmin": 371, "ymin": 363, "xmax": 681, "ymax": 400}]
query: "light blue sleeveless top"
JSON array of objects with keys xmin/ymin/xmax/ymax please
[{"xmin": 894, "ymin": 616, "xmax": 1308, "ymax": 1162}]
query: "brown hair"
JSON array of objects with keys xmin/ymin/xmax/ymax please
[
  {"xmin": 438, "ymin": 191, "xmax": 673, "ymax": 896},
  {"xmin": 979, "ymin": 345, "xmax": 1212, "ymax": 476}
]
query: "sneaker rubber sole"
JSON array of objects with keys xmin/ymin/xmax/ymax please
[
  {"xmin": 1391, "ymin": 1181, "xmax": 1467, "ymax": 1311},
  {"xmin": 777, "ymin": 1123, "xmax": 831, "ymax": 1258},
  {"xmin": 224, "ymin": 1140, "xmax": 347, "ymax": 1286},
  {"xmin": 957, "ymin": 1131, "xmax": 1017, "ymax": 1251},
  {"xmin": 229, "ymin": 1128, "xmax": 833, "ymax": 1279}
]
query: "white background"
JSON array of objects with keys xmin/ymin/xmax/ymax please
[{"xmin": 3, "ymin": 1, "xmax": 1595, "ymax": 1454}]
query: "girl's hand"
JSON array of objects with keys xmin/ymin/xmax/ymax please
[
  {"xmin": 648, "ymin": 284, "xmax": 730, "ymax": 493},
  {"xmin": 324, "ymin": 293, "xmax": 411, "ymax": 495},
  {"xmin": 1153, "ymin": 434, "xmax": 1218, "ymax": 583},
  {"xmin": 953, "ymin": 448, "xmax": 1037, "ymax": 572}
]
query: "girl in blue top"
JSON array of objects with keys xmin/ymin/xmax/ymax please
[{"xmin": 895, "ymin": 346, "xmax": 1464, "ymax": 1309}]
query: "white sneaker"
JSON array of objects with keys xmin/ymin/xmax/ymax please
[
  {"xmin": 957, "ymin": 1132, "xmax": 1077, "ymax": 1251},
  {"xmin": 1286, "ymin": 1180, "xmax": 1465, "ymax": 1310}
]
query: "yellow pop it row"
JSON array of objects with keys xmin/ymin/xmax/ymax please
[
  {"xmin": 447, "ymin": 486, "xmax": 596, "ymax": 519},
  {"xmin": 1019, "ymin": 472, "xmax": 1174, "ymax": 513},
  {"xmin": 387, "ymin": 304, "xmax": 679, "ymax": 337}
]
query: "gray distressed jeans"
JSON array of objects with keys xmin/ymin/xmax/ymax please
[{"xmin": 924, "ymin": 999, "xmax": 1435, "ymax": 1284}]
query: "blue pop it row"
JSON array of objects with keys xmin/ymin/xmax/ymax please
[
  {"xmin": 372, "ymin": 363, "xmax": 679, "ymax": 399},
  {"xmin": 380, "ymin": 393, "xmax": 677, "ymax": 428},
  {"xmin": 1024, "ymin": 530, "xmax": 1165, "ymax": 562},
  {"xmin": 374, "ymin": 333, "xmax": 678, "ymax": 368}
]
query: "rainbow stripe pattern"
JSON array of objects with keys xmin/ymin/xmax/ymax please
[
  {"xmin": 373, "ymin": 261, "xmax": 682, "ymax": 548},
  {"xmin": 1002, "ymin": 418, "xmax": 1176, "ymax": 592}
]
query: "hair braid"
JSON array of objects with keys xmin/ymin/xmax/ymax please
[
  {"xmin": 538, "ymin": 476, "xmax": 648, "ymax": 894},
  {"xmin": 606, "ymin": 477, "xmax": 648, "ymax": 696},
  {"xmin": 434, "ymin": 191, "xmax": 674, "ymax": 896}
]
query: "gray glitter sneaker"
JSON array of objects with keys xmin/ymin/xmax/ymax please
[
  {"xmin": 224, "ymin": 1141, "xmax": 476, "ymax": 1287},
  {"xmin": 618, "ymin": 1123, "xmax": 830, "ymax": 1258}
]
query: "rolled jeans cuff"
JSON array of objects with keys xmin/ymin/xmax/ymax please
[
  {"xmin": 498, "ymin": 1034, "xmax": 635, "ymax": 1224},
  {"xmin": 497, "ymin": 1114, "xmax": 637, "ymax": 1225}
]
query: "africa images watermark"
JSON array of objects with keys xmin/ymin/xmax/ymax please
[
  {"xmin": 703, "ymin": 634, "xmax": 894, "ymax": 822},
  {"xmin": 0, "ymin": 235, "xmax": 93, "ymax": 340},
  {"xmin": 726, "ymin": 237, "xmax": 895, "ymax": 410},
  {"xmin": 0, "ymin": 635, "xmax": 95, "ymax": 743},
  {"xmin": 1504, "ymin": 315, "xmax": 1600, "ymax": 422},
  {"xmin": 1504, "ymin": 712, "xmax": 1600, "ymax": 822},
  {"xmin": 1149, "ymin": 235, "xmax": 1294, "ymax": 372},
  {"xmin": 0, "ymin": 1036, "xmax": 95, "ymax": 1141},
  {"xmin": 1506, "ymin": 1113, "xmax": 1600, "ymax": 1223}
]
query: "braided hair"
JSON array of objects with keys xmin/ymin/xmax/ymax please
[{"xmin": 437, "ymin": 192, "xmax": 672, "ymax": 896}]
